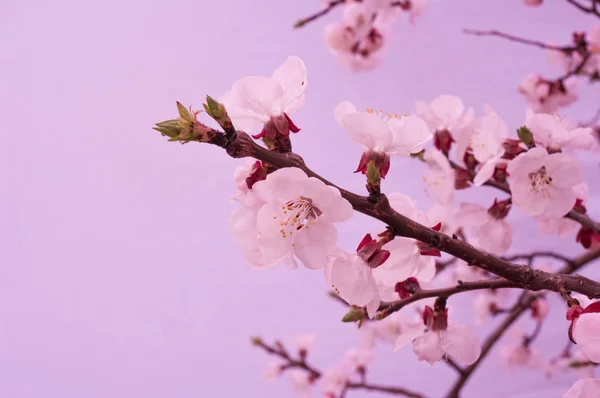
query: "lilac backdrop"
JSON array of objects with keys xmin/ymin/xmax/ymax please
[{"xmin": 2, "ymin": 0, "xmax": 599, "ymax": 397}]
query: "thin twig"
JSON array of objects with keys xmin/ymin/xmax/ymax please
[
  {"xmin": 504, "ymin": 252, "xmax": 575, "ymax": 266},
  {"xmin": 462, "ymin": 29, "xmax": 574, "ymax": 52},
  {"xmin": 253, "ymin": 339, "xmax": 427, "ymax": 397},
  {"xmin": 294, "ymin": 0, "xmax": 345, "ymax": 28},
  {"xmin": 377, "ymin": 278, "xmax": 521, "ymax": 319},
  {"xmin": 566, "ymin": 0, "xmax": 600, "ymax": 17}
]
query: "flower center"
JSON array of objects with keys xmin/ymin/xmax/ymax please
[
  {"xmin": 366, "ymin": 108, "xmax": 403, "ymax": 122},
  {"xmin": 528, "ymin": 166, "xmax": 553, "ymax": 197},
  {"xmin": 276, "ymin": 197, "xmax": 321, "ymax": 240}
]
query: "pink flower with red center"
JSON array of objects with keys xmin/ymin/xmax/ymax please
[
  {"xmin": 220, "ymin": 56, "xmax": 306, "ymax": 139},
  {"xmin": 393, "ymin": 304, "xmax": 482, "ymax": 365},
  {"xmin": 525, "ymin": 109, "xmax": 595, "ymax": 151},
  {"xmin": 507, "ymin": 147, "xmax": 584, "ymax": 218}
]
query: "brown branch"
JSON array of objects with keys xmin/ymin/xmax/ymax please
[
  {"xmin": 200, "ymin": 130, "xmax": 600, "ymax": 300},
  {"xmin": 253, "ymin": 339, "xmax": 426, "ymax": 397},
  {"xmin": 444, "ymin": 357, "xmax": 466, "ymax": 376},
  {"xmin": 294, "ymin": 0, "xmax": 344, "ymax": 28},
  {"xmin": 445, "ymin": 246, "xmax": 600, "ymax": 397},
  {"xmin": 448, "ymin": 160, "xmax": 600, "ymax": 235},
  {"xmin": 462, "ymin": 29, "xmax": 574, "ymax": 52},
  {"xmin": 566, "ymin": 0, "xmax": 600, "ymax": 17},
  {"xmin": 377, "ymin": 278, "xmax": 521, "ymax": 319}
]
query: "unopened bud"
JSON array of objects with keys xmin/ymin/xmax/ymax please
[
  {"xmin": 342, "ymin": 307, "xmax": 366, "ymax": 323},
  {"xmin": 488, "ymin": 198, "xmax": 512, "ymax": 220},
  {"xmin": 517, "ymin": 126, "xmax": 536, "ymax": 149},
  {"xmin": 434, "ymin": 129, "xmax": 455, "ymax": 156},
  {"xmin": 204, "ymin": 95, "xmax": 234, "ymax": 134},
  {"xmin": 395, "ymin": 277, "xmax": 420, "ymax": 299}
]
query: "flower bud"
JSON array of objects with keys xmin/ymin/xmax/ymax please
[
  {"xmin": 488, "ymin": 198, "xmax": 512, "ymax": 220},
  {"xmin": 434, "ymin": 129, "xmax": 455, "ymax": 156},
  {"xmin": 395, "ymin": 277, "xmax": 420, "ymax": 299},
  {"xmin": 502, "ymin": 139, "xmax": 527, "ymax": 160},
  {"xmin": 517, "ymin": 126, "xmax": 536, "ymax": 149},
  {"xmin": 204, "ymin": 95, "xmax": 234, "ymax": 134},
  {"xmin": 355, "ymin": 150, "xmax": 391, "ymax": 179},
  {"xmin": 454, "ymin": 168, "xmax": 472, "ymax": 190}
]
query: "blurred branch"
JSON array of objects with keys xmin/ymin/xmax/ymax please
[
  {"xmin": 462, "ymin": 29, "xmax": 574, "ymax": 52},
  {"xmin": 294, "ymin": 0, "xmax": 345, "ymax": 28},
  {"xmin": 252, "ymin": 338, "xmax": 427, "ymax": 397},
  {"xmin": 566, "ymin": 0, "xmax": 600, "ymax": 17}
]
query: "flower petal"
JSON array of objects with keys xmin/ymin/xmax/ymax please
[
  {"xmin": 545, "ymin": 153, "xmax": 584, "ymax": 189},
  {"xmin": 253, "ymin": 167, "xmax": 307, "ymax": 202},
  {"xmin": 413, "ymin": 332, "xmax": 445, "ymax": 364},
  {"xmin": 270, "ymin": 56, "xmax": 307, "ymax": 115},
  {"xmin": 341, "ymin": 112, "xmax": 393, "ymax": 151},
  {"xmin": 334, "ymin": 101, "xmax": 358, "ymax": 126},
  {"xmin": 230, "ymin": 75, "xmax": 284, "ymax": 118},
  {"xmin": 441, "ymin": 325, "xmax": 481, "ymax": 365},
  {"xmin": 387, "ymin": 115, "xmax": 433, "ymax": 155},
  {"xmin": 430, "ymin": 95, "xmax": 465, "ymax": 127}
]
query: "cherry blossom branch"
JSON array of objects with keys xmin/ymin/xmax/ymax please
[
  {"xmin": 252, "ymin": 338, "xmax": 427, "ymax": 397},
  {"xmin": 294, "ymin": 0, "xmax": 345, "ymax": 28},
  {"xmin": 377, "ymin": 278, "xmax": 521, "ymax": 319},
  {"xmin": 448, "ymin": 160, "xmax": 600, "ymax": 234},
  {"xmin": 445, "ymin": 292, "xmax": 535, "ymax": 398},
  {"xmin": 462, "ymin": 29, "xmax": 574, "ymax": 52},
  {"xmin": 566, "ymin": 0, "xmax": 600, "ymax": 17},
  {"xmin": 445, "ymin": 246, "xmax": 600, "ymax": 397},
  {"xmin": 204, "ymin": 129, "xmax": 600, "ymax": 299}
]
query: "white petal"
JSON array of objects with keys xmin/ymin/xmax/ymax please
[
  {"xmin": 506, "ymin": 147, "xmax": 548, "ymax": 177},
  {"xmin": 270, "ymin": 56, "xmax": 307, "ymax": 115},
  {"xmin": 545, "ymin": 153, "xmax": 584, "ymax": 189},
  {"xmin": 329, "ymin": 254, "xmax": 379, "ymax": 307},
  {"xmin": 544, "ymin": 187, "xmax": 577, "ymax": 218},
  {"xmin": 334, "ymin": 101, "xmax": 358, "ymax": 126},
  {"xmin": 253, "ymin": 167, "xmax": 307, "ymax": 202},
  {"xmin": 415, "ymin": 100, "xmax": 442, "ymax": 130},
  {"xmin": 430, "ymin": 95, "xmax": 465, "ymax": 126},
  {"xmin": 256, "ymin": 201, "xmax": 293, "ymax": 258},
  {"xmin": 473, "ymin": 157, "xmax": 498, "ymax": 187},
  {"xmin": 441, "ymin": 325, "xmax": 481, "ymax": 365},
  {"xmin": 393, "ymin": 329, "xmax": 426, "ymax": 351},
  {"xmin": 563, "ymin": 378, "xmax": 600, "ymax": 398},
  {"xmin": 415, "ymin": 256, "xmax": 436, "ymax": 281},
  {"xmin": 567, "ymin": 127, "xmax": 595, "ymax": 150},
  {"xmin": 573, "ymin": 313, "xmax": 600, "ymax": 363},
  {"xmin": 293, "ymin": 219, "xmax": 338, "ymax": 270},
  {"xmin": 341, "ymin": 112, "xmax": 393, "ymax": 151},
  {"xmin": 387, "ymin": 115, "xmax": 433, "ymax": 154},
  {"xmin": 413, "ymin": 332, "xmax": 445, "ymax": 364},
  {"xmin": 230, "ymin": 76, "xmax": 284, "ymax": 117}
]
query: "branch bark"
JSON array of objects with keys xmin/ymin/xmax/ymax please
[
  {"xmin": 566, "ymin": 0, "xmax": 600, "ymax": 17},
  {"xmin": 206, "ymin": 130, "xmax": 600, "ymax": 299},
  {"xmin": 378, "ymin": 278, "xmax": 521, "ymax": 319}
]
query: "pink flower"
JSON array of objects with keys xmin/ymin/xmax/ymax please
[
  {"xmin": 264, "ymin": 361, "xmax": 282, "ymax": 381},
  {"xmin": 589, "ymin": 24, "xmax": 600, "ymax": 53},
  {"xmin": 507, "ymin": 147, "xmax": 584, "ymax": 218},
  {"xmin": 422, "ymin": 149, "xmax": 454, "ymax": 204},
  {"xmin": 415, "ymin": 95, "xmax": 475, "ymax": 156},
  {"xmin": 525, "ymin": 109, "xmax": 595, "ymax": 151},
  {"xmin": 394, "ymin": 319, "xmax": 481, "ymax": 365},
  {"xmin": 294, "ymin": 333, "xmax": 317, "ymax": 353},
  {"xmin": 536, "ymin": 183, "xmax": 588, "ymax": 236},
  {"xmin": 334, "ymin": 101, "xmax": 432, "ymax": 155},
  {"xmin": 499, "ymin": 343, "xmax": 546, "ymax": 370},
  {"xmin": 221, "ymin": 56, "xmax": 306, "ymax": 137},
  {"xmin": 288, "ymin": 369, "xmax": 312, "ymax": 398},
  {"xmin": 326, "ymin": 251, "xmax": 381, "ymax": 318},
  {"xmin": 472, "ymin": 290, "xmax": 511, "ymax": 325},
  {"xmin": 563, "ymin": 378, "xmax": 600, "ymax": 398},
  {"xmin": 524, "ymin": 0, "xmax": 543, "ymax": 5},
  {"xmin": 345, "ymin": 347, "xmax": 375, "ymax": 368},
  {"xmin": 457, "ymin": 202, "xmax": 513, "ymax": 255},
  {"xmin": 572, "ymin": 302, "xmax": 600, "ymax": 363},
  {"xmin": 231, "ymin": 167, "xmax": 353, "ymax": 270},
  {"xmin": 470, "ymin": 106, "xmax": 509, "ymax": 186},
  {"xmin": 321, "ymin": 362, "xmax": 353, "ymax": 397},
  {"xmin": 519, "ymin": 73, "xmax": 578, "ymax": 113}
]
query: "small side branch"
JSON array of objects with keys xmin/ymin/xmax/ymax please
[{"xmin": 462, "ymin": 29, "xmax": 574, "ymax": 52}]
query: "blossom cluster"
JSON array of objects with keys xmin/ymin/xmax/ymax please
[
  {"xmin": 193, "ymin": 55, "xmax": 600, "ymax": 396},
  {"xmin": 314, "ymin": 0, "xmax": 425, "ymax": 71}
]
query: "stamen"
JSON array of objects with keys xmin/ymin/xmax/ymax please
[{"xmin": 528, "ymin": 166, "xmax": 553, "ymax": 198}]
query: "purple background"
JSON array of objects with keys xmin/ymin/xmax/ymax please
[{"xmin": 2, "ymin": 0, "xmax": 599, "ymax": 397}]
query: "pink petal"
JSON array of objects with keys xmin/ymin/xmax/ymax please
[
  {"xmin": 270, "ymin": 56, "xmax": 307, "ymax": 115},
  {"xmin": 441, "ymin": 325, "xmax": 482, "ymax": 365}
]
